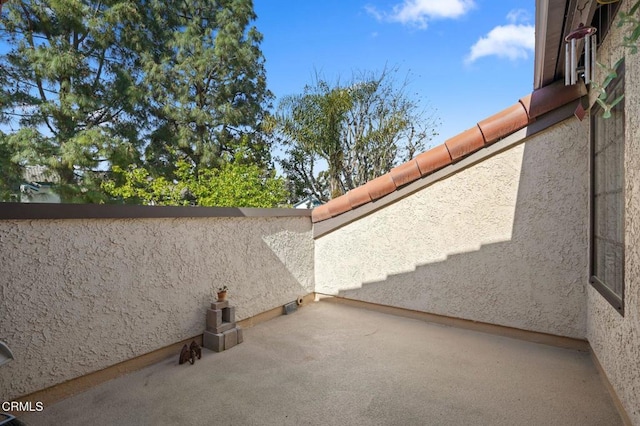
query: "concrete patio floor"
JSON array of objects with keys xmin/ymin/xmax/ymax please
[{"xmin": 20, "ymin": 300, "xmax": 622, "ymax": 425}]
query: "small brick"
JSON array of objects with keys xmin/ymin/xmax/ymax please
[
  {"xmin": 224, "ymin": 328, "xmax": 238, "ymax": 350},
  {"xmin": 203, "ymin": 330, "xmax": 224, "ymax": 352},
  {"xmin": 211, "ymin": 300, "xmax": 229, "ymax": 310},
  {"xmin": 222, "ymin": 306, "xmax": 235, "ymax": 323},
  {"xmin": 236, "ymin": 327, "xmax": 243, "ymax": 344},
  {"xmin": 283, "ymin": 301, "xmax": 297, "ymax": 315},
  {"xmin": 214, "ymin": 322, "xmax": 235, "ymax": 334},
  {"xmin": 206, "ymin": 309, "xmax": 223, "ymax": 329}
]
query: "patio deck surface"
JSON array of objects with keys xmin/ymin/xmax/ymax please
[{"xmin": 20, "ymin": 300, "xmax": 622, "ymax": 425}]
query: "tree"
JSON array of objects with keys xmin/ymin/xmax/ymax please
[
  {"xmin": 0, "ymin": 132, "xmax": 23, "ymax": 201},
  {"xmin": 275, "ymin": 68, "xmax": 440, "ymax": 202},
  {"xmin": 277, "ymin": 80, "xmax": 352, "ymax": 200},
  {"xmin": 0, "ymin": 0, "xmax": 148, "ymax": 202},
  {"xmin": 0, "ymin": 0, "xmax": 275, "ymax": 206},
  {"xmin": 102, "ymin": 153, "xmax": 288, "ymax": 208},
  {"xmin": 141, "ymin": 0, "xmax": 272, "ymax": 178}
]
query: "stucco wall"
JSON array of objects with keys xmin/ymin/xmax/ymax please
[
  {"xmin": 587, "ymin": 1, "xmax": 640, "ymax": 422},
  {"xmin": 315, "ymin": 117, "xmax": 590, "ymax": 339},
  {"xmin": 0, "ymin": 214, "xmax": 313, "ymax": 401}
]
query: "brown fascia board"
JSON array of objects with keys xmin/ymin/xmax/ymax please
[
  {"xmin": 311, "ymin": 80, "xmax": 586, "ymax": 225},
  {"xmin": 0, "ymin": 203, "xmax": 312, "ymax": 220}
]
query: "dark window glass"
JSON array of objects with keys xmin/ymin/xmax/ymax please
[{"xmin": 590, "ymin": 60, "xmax": 625, "ymax": 314}]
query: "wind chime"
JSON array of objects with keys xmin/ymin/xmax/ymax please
[{"xmin": 564, "ymin": 23, "xmax": 598, "ymax": 86}]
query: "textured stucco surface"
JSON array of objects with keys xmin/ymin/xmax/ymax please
[
  {"xmin": 0, "ymin": 216, "xmax": 313, "ymax": 401},
  {"xmin": 587, "ymin": 2, "xmax": 640, "ymax": 423},
  {"xmin": 315, "ymin": 118, "xmax": 590, "ymax": 339}
]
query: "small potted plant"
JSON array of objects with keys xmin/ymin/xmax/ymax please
[{"xmin": 217, "ymin": 285, "xmax": 228, "ymax": 302}]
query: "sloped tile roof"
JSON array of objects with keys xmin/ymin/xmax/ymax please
[
  {"xmin": 312, "ymin": 81, "xmax": 587, "ymax": 223},
  {"xmin": 23, "ymin": 165, "xmax": 60, "ymax": 184}
]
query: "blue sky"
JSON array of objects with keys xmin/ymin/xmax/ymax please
[{"xmin": 255, "ymin": 0, "xmax": 536, "ymax": 149}]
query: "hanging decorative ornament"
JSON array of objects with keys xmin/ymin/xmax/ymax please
[{"xmin": 565, "ymin": 23, "xmax": 598, "ymax": 86}]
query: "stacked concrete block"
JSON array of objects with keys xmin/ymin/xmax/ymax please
[{"xmin": 203, "ymin": 300, "xmax": 243, "ymax": 353}]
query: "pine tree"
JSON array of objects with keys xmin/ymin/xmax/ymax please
[
  {"xmin": 0, "ymin": 0, "xmax": 148, "ymax": 202},
  {"xmin": 1, "ymin": 0, "xmax": 274, "ymax": 204},
  {"xmin": 142, "ymin": 0, "xmax": 272, "ymax": 178}
]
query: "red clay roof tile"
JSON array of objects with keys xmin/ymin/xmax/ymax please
[
  {"xmin": 347, "ymin": 185, "xmax": 372, "ymax": 209},
  {"xmin": 478, "ymin": 103, "xmax": 531, "ymax": 145},
  {"xmin": 390, "ymin": 160, "xmax": 421, "ymax": 188},
  {"xmin": 327, "ymin": 194, "xmax": 352, "ymax": 217},
  {"xmin": 311, "ymin": 81, "xmax": 586, "ymax": 223},
  {"xmin": 365, "ymin": 174, "xmax": 396, "ymax": 201},
  {"xmin": 311, "ymin": 204, "xmax": 332, "ymax": 222},
  {"xmin": 524, "ymin": 81, "xmax": 587, "ymax": 119},
  {"xmin": 445, "ymin": 125, "xmax": 485, "ymax": 161},
  {"xmin": 415, "ymin": 144, "xmax": 452, "ymax": 176},
  {"xmin": 519, "ymin": 94, "xmax": 533, "ymax": 120}
]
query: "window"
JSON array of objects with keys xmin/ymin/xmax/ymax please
[
  {"xmin": 590, "ymin": 60, "xmax": 625, "ymax": 315},
  {"xmin": 591, "ymin": 1, "xmax": 623, "ymax": 45}
]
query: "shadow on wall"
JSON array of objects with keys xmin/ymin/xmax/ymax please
[
  {"xmin": 334, "ymin": 120, "xmax": 590, "ymax": 339},
  {"xmin": 0, "ymin": 215, "xmax": 313, "ymax": 402}
]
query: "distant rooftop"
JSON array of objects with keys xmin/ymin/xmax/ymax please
[{"xmin": 22, "ymin": 165, "xmax": 59, "ymax": 184}]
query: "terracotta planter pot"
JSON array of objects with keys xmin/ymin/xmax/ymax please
[{"xmin": 217, "ymin": 291, "xmax": 227, "ymax": 302}]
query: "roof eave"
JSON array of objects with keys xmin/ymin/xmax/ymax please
[
  {"xmin": 534, "ymin": 0, "xmax": 600, "ymax": 90},
  {"xmin": 534, "ymin": 0, "xmax": 551, "ymax": 90}
]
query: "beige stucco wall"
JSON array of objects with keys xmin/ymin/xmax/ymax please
[
  {"xmin": 587, "ymin": 1, "xmax": 640, "ymax": 422},
  {"xmin": 0, "ymin": 215, "xmax": 313, "ymax": 401},
  {"xmin": 316, "ymin": 118, "xmax": 590, "ymax": 339}
]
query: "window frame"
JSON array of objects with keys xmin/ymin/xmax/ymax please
[{"xmin": 589, "ymin": 60, "xmax": 625, "ymax": 316}]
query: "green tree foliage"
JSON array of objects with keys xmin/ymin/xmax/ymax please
[
  {"xmin": 0, "ymin": 132, "xmax": 22, "ymax": 201},
  {"xmin": 0, "ymin": 0, "xmax": 275, "ymax": 206},
  {"xmin": 593, "ymin": 2, "xmax": 640, "ymax": 118},
  {"xmin": 141, "ymin": 0, "xmax": 272, "ymax": 178},
  {"xmin": 0, "ymin": 0, "xmax": 147, "ymax": 201},
  {"xmin": 102, "ymin": 154, "xmax": 288, "ymax": 208},
  {"xmin": 277, "ymin": 80, "xmax": 352, "ymax": 200},
  {"xmin": 274, "ymin": 68, "xmax": 440, "ymax": 202}
]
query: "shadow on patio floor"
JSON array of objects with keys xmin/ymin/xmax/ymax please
[{"xmin": 20, "ymin": 301, "xmax": 621, "ymax": 426}]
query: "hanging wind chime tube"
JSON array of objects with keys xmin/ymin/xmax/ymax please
[
  {"xmin": 571, "ymin": 38, "xmax": 577, "ymax": 84},
  {"xmin": 592, "ymin": 34, "xmax": 597, "ymax": 82},
  {"xmin": 565, "ymin": 43, "xmax": 571, "ymax": 85},
  {"xmin": 564, "ymin": 23, "xmax": 598, "ymax": 86}
]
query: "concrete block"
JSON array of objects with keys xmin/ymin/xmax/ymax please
[
  {"xmin": 206, "ymin": 309, "xmax": 223, "ymax": 329},
  {"xmin": 211, "ymin": 300, "xmax": 229, "ymax": 310},
  {"xmin": 224, "ymin": 328, "xmax": 238, "ymax": 350},
  {"xmin": 222, "ymin": 306, "xmax": 235, "ymax": 323},
  {"xmin": 203, "ymin": 330, "xmax": 224, "ymax": 353},
  {"xmin": 283, "ymin": 301, "xmax": 297, "ymax": 315},
  {"xmin": 236, "ymin": 327, "xmax": 243, "ymax": 344},
  {"xmin": 214, "ymin": 322, "xmax": 235, "ymax": 334}
]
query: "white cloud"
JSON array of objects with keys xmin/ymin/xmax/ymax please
[
  {"xmin": 506, "ymin": 9, "xmax": 531, "ymax": 24},
  {"xmin": 367, "ymin": 0, "xmax": 475, "ymax": 29},
  {"xmin": 465, "ymin": 19, "xmax": 534, "ymax": 64}
]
